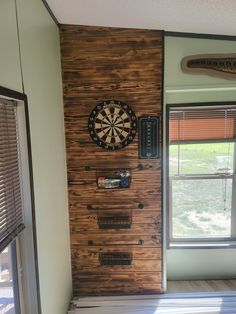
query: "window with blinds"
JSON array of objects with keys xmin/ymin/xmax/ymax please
[
  {"xmin": 169, "ymin": 106, "xmax": 236, "ymax": 144},
  {"xmin": 0, "ymin": 98, "xmax": 24, "ymax": 252},
  {"xmin": 168, "ymin": 104, "xmax": 236, "ymax": 242}
]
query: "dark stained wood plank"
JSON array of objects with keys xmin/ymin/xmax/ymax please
[
  {"xmin": 71, "ymin": 234, "xmax": 161, "ymax": 247},
  {"xmin": 68, "ymin": 188, "xmax": 161, "ymax": 205},
  {"xmin": 73, "ymin": 283, "xmax": 163, "ymax": 295},
  {"xmin": 73, "ymin": 259, "xmax": 161, "ymax": 273},
  {"xmin": 73, "ymin": 272, "xmax": 163, "ymax": 295},
  {"xmin": 70, "ymin": 210, "xmax": 161, "ymax": 234},
  {"xmin": 71, "ymin": 247, "xmax": 162, "ymax": 260},
  {"xmin": 76, "ymin": 272, "xmax": 162, "ymax": 284},
  {"xmin": 69, "ymin": 210, "xmax": 161, "ymax": 224},
  {"xmin": 69, "ymin": 196, "xmax": 161, "ymax": 212},
  {"xmin": 71, "ymin": 225, "xmax": 161, "ymax": 235},
  {"xmin": 68, "ymin": 165, "xmax": 160, "ymax": 182},
  {"xmin": 68, "ymin": 159, "xmax": 161, "ymax": 172}
]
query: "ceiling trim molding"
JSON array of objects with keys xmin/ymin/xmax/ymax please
[
  {"xmin": 41, "ymin": 0, "xmax": 59, "ymax": 26},
  {"xmin": 165, "ymin": 31, "xmax": 236, "ymax": 42}
]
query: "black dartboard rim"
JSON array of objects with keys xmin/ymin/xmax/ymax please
[{"xmin": 88, "ymin": 100, "xmax": 137, "ymax": 150}]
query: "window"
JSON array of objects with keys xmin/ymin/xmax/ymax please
[
  {"xmin": 0, "ymin": 241, "xmax": 21, "ymax": 313},
  {"xmin": 0, "ymin": 91, "xmax": 40, "ymax": 314},
  {"xmin": 0, "ymin": 98, "xmax": 25, "ymax": 313},
  {"xmin": 167, "ymin": 104, "xmax": 236, "ymax": 245},
  {"xmin": 0, "ymin": 99, "xmax": 25, "ymax": 250}
]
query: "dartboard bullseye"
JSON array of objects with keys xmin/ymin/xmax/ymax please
[{"xmin": 88, "ymin": 100, "xmax": 137, "ymax": 150}]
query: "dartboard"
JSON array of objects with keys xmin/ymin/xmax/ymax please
[{"xmin": 88, "ymin": 100, "xmax": 137, "ymax": 150}]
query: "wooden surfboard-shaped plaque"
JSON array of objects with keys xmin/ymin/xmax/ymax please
[{"xmin": 181, "ymin": 54, "xmax": 236, "ymax": 79}]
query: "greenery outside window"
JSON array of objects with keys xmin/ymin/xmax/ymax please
[{"xmin": 167, "ymin": 103, "xmax": 236, "ymax": 245}]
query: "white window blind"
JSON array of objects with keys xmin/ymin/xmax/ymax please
[
  {"xmin": 0, "ymin": 98, "xmax": 24, "ymax": 252},
  {"xmin": 169, "ymin": 106, "xmax": 236, "ymax": 144}
]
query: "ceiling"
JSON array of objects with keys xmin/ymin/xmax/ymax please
[{"xmin": 46, "ymin": 0, "xmax": 236, "ymax": 36}]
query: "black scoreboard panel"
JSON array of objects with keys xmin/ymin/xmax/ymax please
[{"xmin": 139, "ymin": 116, "xmax": 160, "ymax": 159}]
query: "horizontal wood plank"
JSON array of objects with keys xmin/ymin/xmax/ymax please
[
  {"xmin": 73, "ymin": 260, "xmax": 162, "ymax": 273},
  {"xmin": 71, "ymin": 235, "xmax": 161, "ymax": 247},
  {"xmin": 70, "ymin": 210, "xmax": 161, "ymax": 223},
  {"xmin": 73, "ymin": 284, "xmax": 163, "ymax": 295},
  {"xmin": 71, "ymin": 247, "xmax": 162, "ymax": 260}
]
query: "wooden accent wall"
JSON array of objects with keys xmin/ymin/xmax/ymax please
[{"xmin": 60, "ymin": 25, "xmax": 163, "ymax": 295}]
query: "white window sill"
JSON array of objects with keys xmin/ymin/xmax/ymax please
[{"xmin": 169, "ymin": 241, "xmax": 236, "ymax": 249}]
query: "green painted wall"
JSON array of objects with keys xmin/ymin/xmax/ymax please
[
  {"xmin": 164, "ymin": 36, "xmax": 236, "ymax": 280},
  {"xmin": 0, "ymin": 0, "xmax": 72, "ymax": 312},
  {"xmin": 165, "ymin": 36, "xmax": 236, "ymax": 91},
  {"xmin": 167, "ymin": 249, "xmax": 236, "ymax": 280},
  {"xmin": 0, "ymin": 0, "xmax": 22, "ymax": 91}
]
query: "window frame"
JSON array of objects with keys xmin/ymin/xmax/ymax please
[
  {"xmin": 0, "ymin": 240, "xmax": 22, "ymax": 313},
  {"xmin": 11, "ymin": 239, "xmax": 22, "ymax": 314},
  {"xmin": 0, "ymin": 86, "xmax": 41, "ymax": 313},
  {"xmin": 166, "ymin": 102, "xmax": 236, "ymax": 249}
]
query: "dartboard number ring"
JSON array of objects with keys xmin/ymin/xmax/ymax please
[{"xmin": 88, "ymin": 100, "xmax": 137, "ymax": 150}]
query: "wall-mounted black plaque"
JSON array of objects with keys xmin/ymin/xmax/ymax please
[{"xmin": 139, "ymin": 116, "xmax": 160, "ymax": 159}]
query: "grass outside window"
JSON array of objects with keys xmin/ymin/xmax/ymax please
[{"xmin": 169, "ymin": 141, "xmax": 234, "ymax": 241}]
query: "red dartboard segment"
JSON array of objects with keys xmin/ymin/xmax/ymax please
[{"xmin": 88, "ymin": 100, "xmax": 137, "ymax": 150}]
